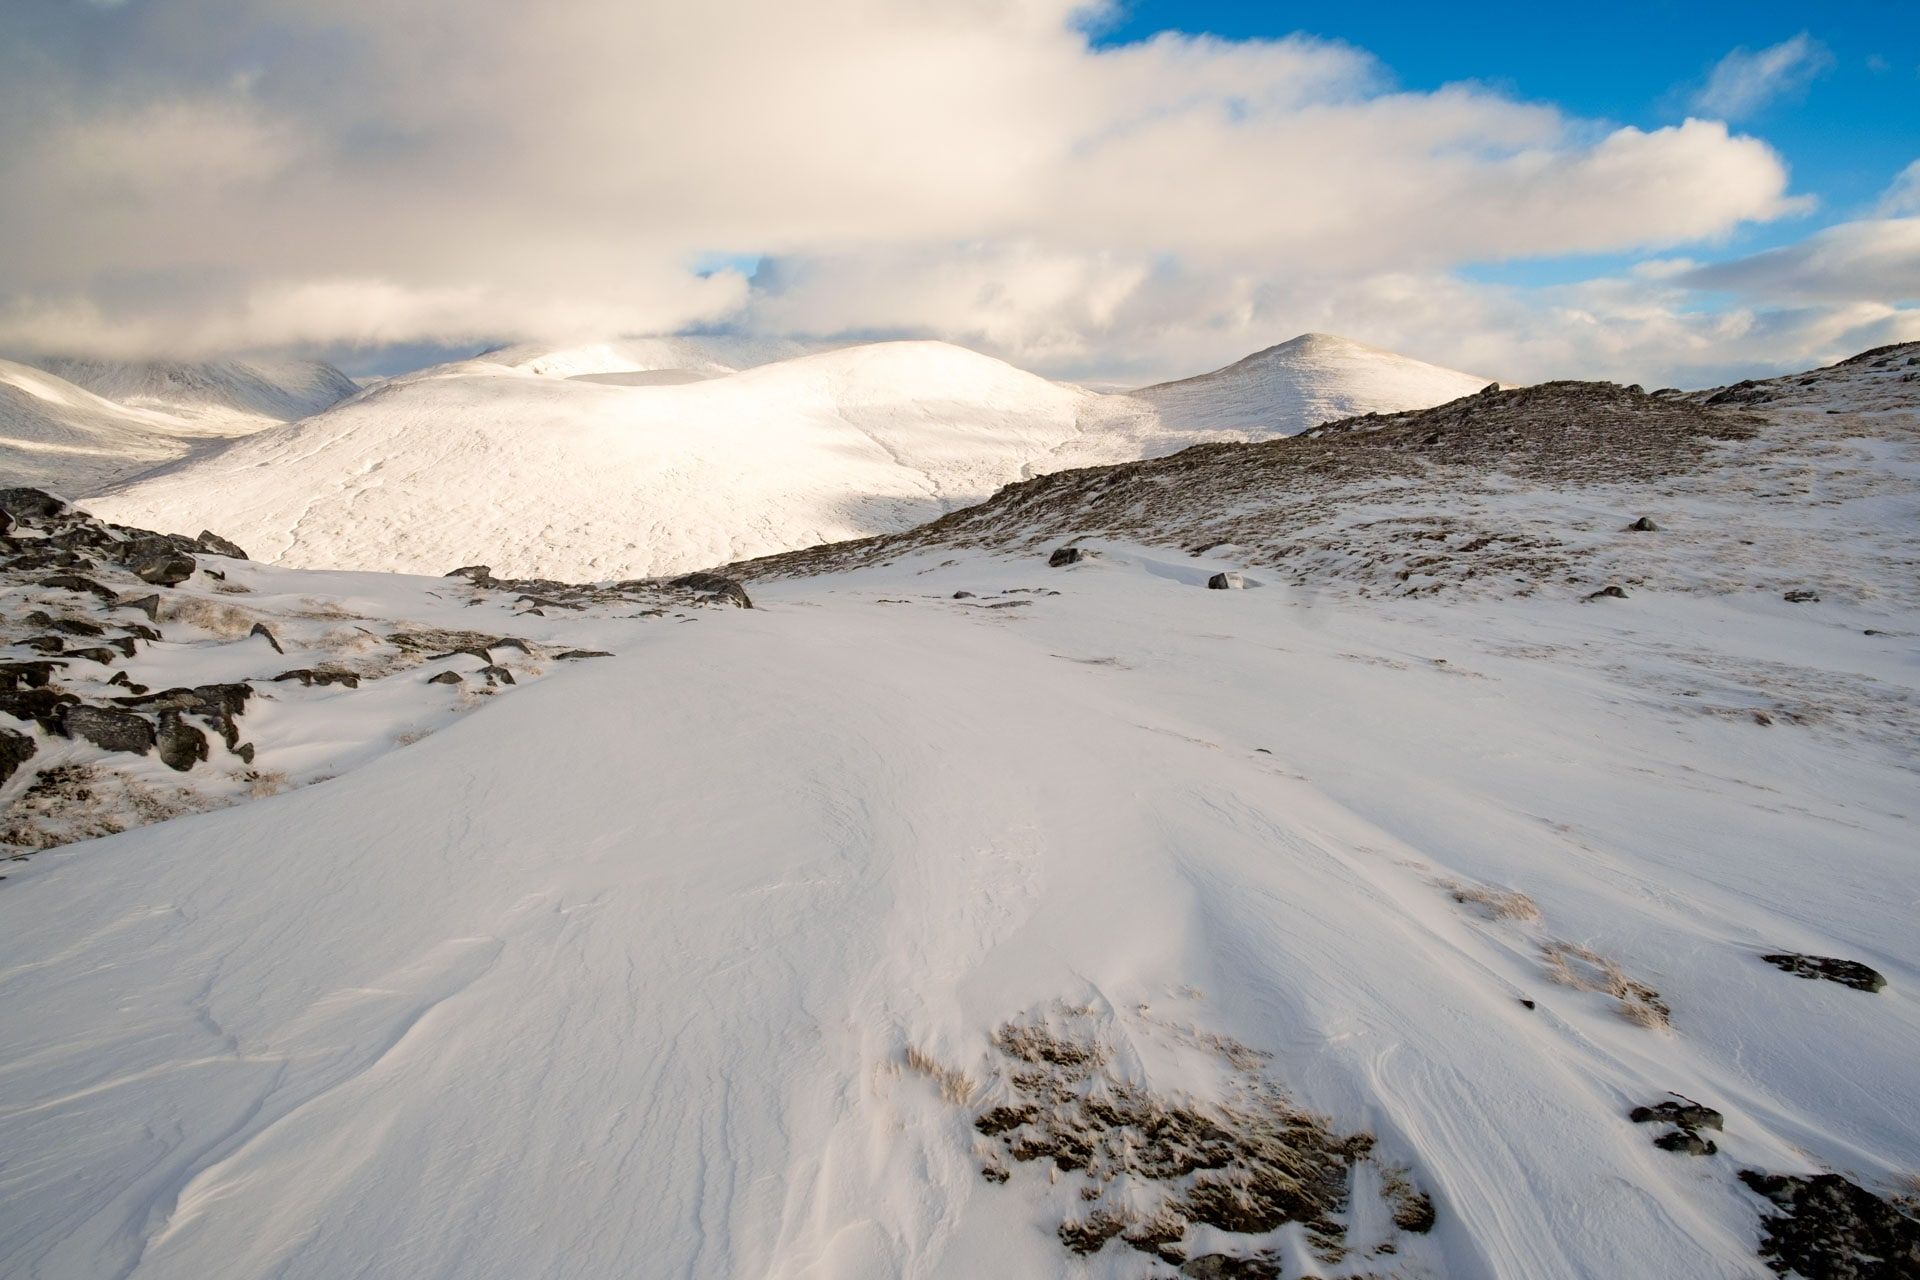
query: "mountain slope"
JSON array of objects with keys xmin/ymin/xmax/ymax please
[
  {"xmin": 0, "ymin": 358, "xmax": 247, "ymax": 493},
  {"xmin": 34, "ymin": 356, "xmax": 358, "ymax": 422},
  {"xmin": 2, "ymin": 339, "xmax": 1917, "ymax": 1277},
  {"xmin": 479, "ymin": 334, "xmax": 823, "ymax": 381},
  {"xmin": 82, "ymin": 341, "xmax": 1211, "ymax": 580},
  {"xmin": 1133, "ymin": 332, "xmax": 1493, "ymax": 435}
]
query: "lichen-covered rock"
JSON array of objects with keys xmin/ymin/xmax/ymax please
[
  {"xmin": 155, "ymin": 713, "xmax": 208, "ymax": 773},
  {"xmin": 132, "ymin": 550, "xmax": 196, "ymax": 587}
]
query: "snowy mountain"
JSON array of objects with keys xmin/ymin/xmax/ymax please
[
  {"xmin": 79, "ymin": 335, "xmax": 1496, "ymax": 581},
  {"xmin": 0, "ymin": 358, "xmax": 261, "ymax": 493},
  {"xmin": 82, "ymin": 340, "xmax": 1217, "ymax": 580},
  {"xmin": 2, "ymin": 342, "xmax": 1917, "ymax": 1279},
  {"xmin": 1133, "ymin": 332, "xmax": 1493, "ymax": 435},
  {"xmin": 33, "ymin": 355, "xmax": 358, "ymax": 422}
]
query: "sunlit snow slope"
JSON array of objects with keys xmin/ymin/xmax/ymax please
[
  {"xmin": 84, "ymin": 341, "xmax": 1204, "ymax": 580},
  {"xmin": 1134, "ymin": 333, "xmax": 1492, "ymax": 434},
  {"xmin": 35, "ymin": 356, "xmax": 358, "ymax": 422},
  {"xmin": 0, "ymin": 359, "xmax": 251, "ymax": 492}
]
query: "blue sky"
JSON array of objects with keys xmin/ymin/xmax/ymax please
[{"xmin": 1095, "ymin": 0, "xmax": 1918, "ymax": 282}]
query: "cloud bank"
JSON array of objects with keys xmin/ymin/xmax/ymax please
[{"xmin": 0, "ymin": 1, "xmax": 1909, "ymax": 385}]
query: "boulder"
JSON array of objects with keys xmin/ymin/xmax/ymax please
[
  {"xmin": 0, "ymin": 487, "xmax": 68, "ymax": 519},
  {"xmin": 0, "ymin": 661, "xmax": 64, "ymax": 692},
  {"xmin": 1653, "ymin": 1130, "xmax": 1717, "ymax": 1156},
  {"xmin": 39, "ymin": 574, "xmax": 116, "ymax": 600},
  {"xmin": 427, "ymin": 671, "xmax": 464, "ymax": 685},
  {"xmin": 1627, "ymin": 516, "xmax": 1658, "ymax": 531},
  {"xmin": 114, "ymin": 683, "xmax": 251, "ymax": 749},
  {"xmin": 1048, "ymin": 546, "xmax": 1089, "ymax": 567},
  {"xmin": 0, "ymin": 727, "xmax": 34, "ymax": 785},
  {"xmin": 155, "ymin": 712, "xmax": 208, "ymax": 772},
  {"xmin": 61, "ymin": 704, "xmax": 155, "ymax": 755},
  {"xmin": 1208, "ymin": 572, "xmax": 1246, "ymax": 590},
  {"xmin": 194, "ymin": 530, "xmax": 249, "ymax": 559},
  {"xmin": 1761, "ymin": 952, "xmax": 1886, "ymax": 993},
  {"xmin": 0, "ymin": 688, "xmax": 79, "ymax": 733},
  {"xmin": 668, "ymin": 572, "xmax": 753, "ymax": 608},
  {"xmin": 132, "ymin": 550, "xmax": 196, "ymax": 587},
  {"xmin": 1630, "ymin": 1100, "xmax": 1724, "ymax": 1132}
]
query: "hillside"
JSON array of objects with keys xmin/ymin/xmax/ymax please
[
  {"xmin": 34, "ymin": 356, "xmax": 358, "ymax": 422},
  {"xmin": 82, "ymin": 341, "xmax": 1214, "ymax": 580},
  {"xmin": 1132, "ymin": 332, "xmax": 1493, "ymax": 435},
  {"xmin": 1, "ymin": 343, "xmax": 1916, "ymax": 1279},
  {"xmin": 0, "ymin": 359, "xmax": 256, "ymax": 493}
]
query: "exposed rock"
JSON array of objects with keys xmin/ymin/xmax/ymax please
[
  {"xmin": 195, "ymin": 530, "xmax": 248, "ymax": 559},
  {"xmin": 0, "ymin": 662, "xmax": 63, "ymax": 692},
  {"xmin": 1208, "ymin": 571, "xmax": 1246, "ymax": 590},
  {"xmin": 114, "ymin": 684, "xmax": 251, "ymax": 749},
  {"xmin": 427, "ymin": 671, "xmax": 464, "ymax": 685},
  {"xmin": 479, "ymin": 664, "xmax": 517, "ymax": 686},
  {"xmin": 0, "ymin": 728, "xmax": 34, "ymax": 786},
  {"xmin": 115, "ymin": 594, "xmax": 162, "ymax": 621},
  {"xmin": 1181, "ymin": 1255, "xmax": 1283, "ymax": 1279},
  {"xmin": 1653, "ymin": 1130, "xmax": 1718, "ymax": 1156},
  {"xmin": 1783, "ymin": 589, "xmax": 1821, "ymax": 604},
  {"xmin": 1628, "ymin": 516, "xmax": 1659, "ymax": 531},
  {"xmin": 1631, "ymin": 1100, "xmax": 1724, "ymax": 1132},
  {"xmin": 0, "ymin": 488, "xmax": 68, "ymax": 519},
  {"xmin": 1761, "ymin": 952, "xmax": 1887, "ymax": 993},
  {"xmin": 952, "ymin": 590, "xmax": 976, "ymax": 598},
  {"xmin": 554, "ymin": 650, "xmax": 613, "ymax": 660},
  {"xmin": 132, "ymin": 550, "xmax": 196, "ymax": 587},
  {"xmin": 1586, "ymin": 585, "xmax": 1629, "ymax": 601},
  {"xmin": 249, "ymin": 622, "xmax": 284, "ymax": 654},
  {"xmin": 39, "ymin": 574, "xmax": 116, "ymax": 601},
  {"xmin": 0, "ymin": 688, "xmax": 79, "ymax": 733},
  {"xmin": 1740, "ymin": 1170, "xmax": 1920, "ymax": 1278},
  {"xmin": 63, "ymin": 646, "xmax": 121, "ymax": 666},
  {"xmin": 1048, "ymin": 546, "xmax": 1090, "ymax": 567},
  {"xmin": 272, "ymin": 668, "xmax": 361, "ymax": 688},
  {"xmin": 155, "ymin": 713, "xmax": 208, "ymax": 773},
  {"xmin": 668, "ymin": 572, "xmax": 753, "ymax": 608},
  {"xmin": 447, "ymin": 564, "xmax": 496, "ymax": 585},
  {"xmin": 61, "ymin": 704, "xmax": 155, "ymax": 755}
]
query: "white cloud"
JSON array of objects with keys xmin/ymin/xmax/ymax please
[
  {"xmin": 1880, "ymin": 160, "xmax": 1920, "ymax": 216},
  {"xmin": 0, "ymin": 0, "xmax": 1805, "ymax": 361},
  {"xmin": 1677, "ymin": 219, "xmax": 1920, "ymax": 303},
  {"xmin": 1691, "ymin": 33, "xmax": 1833, "ymax": 121}
]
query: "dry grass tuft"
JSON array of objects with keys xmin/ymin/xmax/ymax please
[
  {"xmin": 1442, "ymin": 879, "xmax": 1541, "ymax": 922},
  {"xmin": 161, "ymin": 595, "xmax": 265, "ymax": 637},
  {"xmin": 903, "ymin": 1045, "xmax": 978, "ymax": 1106},
  {"xmin": 1541, "ymin": 941, "xmax": 1671, "ymax": 1028}
]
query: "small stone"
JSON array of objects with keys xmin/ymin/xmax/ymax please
[
  {"xmin": 249, "ymin": 622, "xmax": 285, "ymax": 654},
  {"xmin": 1585, "ymin": 585, "xmax": 1628, "ymax": 601},
  {"xmin": 1783, "ymin": 589, "xmax": 1820, "ymax": 603},
  {"xmin": 427, "ymin": 670, "xmax": 463, "ymax": 685},
  {"xmin": 61, "ymin": 704, "xmax": 155, "ymax": 755},
  {"xmin": 1048, "ymin": 546, "xmax": 1089, "ymax": 567},
  {"xmin": 952, "ymin": 591, "xmax": 976, "ymax": 599},
  {"xmin": 1627, "ymin": 516, "xmax": 1658, "ymax": 531},
  {"xmin": 1207, "ymin": 571, "xmax": 1246, "ymax": 590}
]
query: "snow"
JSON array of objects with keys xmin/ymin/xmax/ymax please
[
  {"xmin": 32, "ymin": 356, "xmax": 358, "ymax": 423},
  {"xmin": 6, "ymin": 343, "xmax": 1914, "ymax": 1279},
  {"xmin": 81, "ymin": 341, "xmax": 1195, "ymax": 580},
  {"xmin": 1134, "ymin": 333, "xmax": 1493, "ymax": 436},
  {"xmin": 0, "ymin": 359, "xmax": 261, "ymax": 493},
  {"xmin": 81, "ymin": 335, "xmax": 1488, "ymax": 581},
  {"xmin": 1, "ymin": 539, "xmax": 1914, "ymax": 1279}
]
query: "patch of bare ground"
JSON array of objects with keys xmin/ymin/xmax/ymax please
[
  {"xmin": 0, "ymin": 763, "xmax": 206, "ymax": 853},
  {"xmin": 1540, "ymin": 941, "xmax": 1672, "ymax": 1029},
  {"xmin": 922, "ymin": 1003, "xmax": 1437, "ymax": 1273}
]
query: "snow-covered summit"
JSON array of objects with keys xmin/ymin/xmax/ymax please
[
  {"xmin": 0, "ymin": 358, "xmax": 251, "ymax": 492},
  {"xmin": 1133, "ymin": 332, "xmax": 1495, "ymax": 435}
]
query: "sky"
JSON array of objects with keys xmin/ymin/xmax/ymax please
[{"xmin": 1, "ymin": 0, "xmax": 1915, "ymax": 387}]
